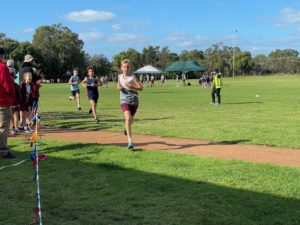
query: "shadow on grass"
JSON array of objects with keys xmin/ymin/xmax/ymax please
[
  {"xmin": 1, "ymin": 145, "xmax": 300, "ymax": 225},
  {"xmin": 39, "ymin": 111, "xmax": 173, "ymax": 130},
  {"xmin": 133, "ymin": 139, "xmax": 252, "ymax": 150},
  {"xmin": 225, "ymin": 101, "xmax": 263, "ymax": 105}
]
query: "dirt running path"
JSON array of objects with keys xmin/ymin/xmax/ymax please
[{"xmin": 41, "ymin": 126, "xmax": 300, "ymax": 167}]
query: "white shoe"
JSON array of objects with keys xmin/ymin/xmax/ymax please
[{"xmin": 24, "ymin": 127, "xmax": 33, "ymax": 133}]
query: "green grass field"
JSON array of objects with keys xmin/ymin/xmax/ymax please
[
  {"xmin": 1, "ymin": 139, "xmax": 300, "ymax": 225},
  {"xmin": 40, "ymin": 76, "xmax": 300, "ymax": 148},
  {"xmin": 2, "ymin": 76, "xmax": 300, "ymax": 225}
]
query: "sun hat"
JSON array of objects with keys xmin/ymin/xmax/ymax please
[{"xmin": 24, "ymin": 54, "xmax": 34, "ymax": 63}]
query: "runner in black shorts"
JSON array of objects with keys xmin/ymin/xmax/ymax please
[{"xmin": 82, "ymin": 68, "xmax": 102, "ymax": 123}]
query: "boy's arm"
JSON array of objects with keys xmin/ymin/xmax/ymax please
[
  {"xmin": 68, "ymin": 76, "xmax": 73, "ymax": 85},
  {"xmin": 81, "ymin": 77, "xmax": 87, "ymax": 88}
]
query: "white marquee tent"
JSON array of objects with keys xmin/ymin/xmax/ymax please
[{"xmin": 134, "ymin": 65, "xmax": 163, "ymax": 74}]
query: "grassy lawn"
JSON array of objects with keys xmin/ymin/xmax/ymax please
[
  {"xmin": 1, "ymin": 139, "xmax": 300, "ymax": 225},
  {"xmin": 40, "ymin": 76, "xmax": 300, "ymax": 148}
]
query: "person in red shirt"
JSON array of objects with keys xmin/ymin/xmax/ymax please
[{"xmin": 0, "ymin": 48, "xmax": 16, "ymax": 158}]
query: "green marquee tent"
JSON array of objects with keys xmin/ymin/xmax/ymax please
[{"xmin": 164, "ymin": 60, "xmax": 207, "ymax": 72}]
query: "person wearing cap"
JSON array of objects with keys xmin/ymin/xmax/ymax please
[
  {"xmin": 0, "ymin": 48, "xmax": 16, "ymax": 158},
  {"xmin": 211, "ymin": 69, "xmax": 222, "ymax": 105}
]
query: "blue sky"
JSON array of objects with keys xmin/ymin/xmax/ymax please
[{"xmin": 2, "ymin": 0, "xmax": 300, "ymax": 59}]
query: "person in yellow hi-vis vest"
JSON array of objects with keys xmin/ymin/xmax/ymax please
[{"xmin": 211, "ymin": 70, "xmax": 222, "ymax": 105}]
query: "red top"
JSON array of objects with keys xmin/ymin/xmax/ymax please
[
  {"xmin": 32, "ymin": 82, "xmax": 40, "ymax": 99},
  {"xmin": 0, "ymin": 59, "xmax": 15, "ymax": 107}
]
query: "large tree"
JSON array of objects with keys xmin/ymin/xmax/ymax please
[
  {"xmin": 32, "ymin": 24, "xmax": 85, "ymax": 81},
  {"xmin": 87, "ymin": 54, "xmax": 112, "ymax": 77},
  {"xmin": 112, "ymin": 48, "xmax": 141, "ymax": 74}
]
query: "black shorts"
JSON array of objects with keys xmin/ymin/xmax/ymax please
[
  {"xmin": 71, "ymin": 89, "xmax": 80, "ymax": 96},
  {"xmin": 87, "ymin": 91, "xmax": 99, "ymax": 103}
]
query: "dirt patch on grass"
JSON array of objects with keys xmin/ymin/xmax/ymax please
[{"xmin": 16, "ymin": 126, "xmax": 300, "ymax": 167}]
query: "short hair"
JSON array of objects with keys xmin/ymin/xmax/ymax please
[
  {"xmin": 23, "ymin": 72, "xmax": 32, "ymax": 80},
  {"xmin": 73, "ymin": 68, "xmax": 78, "ymax": 72},
  {"xmin": 121, "ymin": 59, "xmax": 130, "ymax": 65},
  {"xmin": 87, "ymin": 67, "xmax": 94, "ymax": 72},
  {"xmin": 6, "ymin": 59, "xmax": 14, "ymax": 68}
]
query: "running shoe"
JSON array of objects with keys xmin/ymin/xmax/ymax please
[{"xmin": 128, "ymin": 142, "xmax": 134, "ymax": 149}]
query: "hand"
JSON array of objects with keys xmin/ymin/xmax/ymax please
[{"xmin": 125, "ymin": 81, "xmax": 132, "ymax": 89}]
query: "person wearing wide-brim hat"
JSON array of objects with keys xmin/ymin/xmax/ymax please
[{"xmin": 19, "ymin": 55, "xmax": 35, "ymax": 83}]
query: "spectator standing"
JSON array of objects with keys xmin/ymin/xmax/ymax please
[{"xmin": 0, "ymin": 48, "xmax": 16, "ymax": 158}]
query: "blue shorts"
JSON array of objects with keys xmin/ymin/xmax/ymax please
[{"xmin": 71, "ymin": 89, "xmax": 80, "ymax": 96}]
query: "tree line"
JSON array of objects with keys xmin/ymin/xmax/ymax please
[{"xmin": 1, "ymin": 24, "xmax": 300, "ymax": 81}]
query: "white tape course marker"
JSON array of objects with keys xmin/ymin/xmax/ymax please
[{"xmin": 0, "ymin": 160, "xmax": 27, "ymax": 170}]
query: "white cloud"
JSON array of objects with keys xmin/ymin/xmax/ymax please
[
  {"xmin": 79, "ymin": 29, "xmax": 104, "ymax": 42},
  {"xmin": 109, "ymin": 33, "xmax": 140, "ymax": 42},
  {"xmin": 277, "ymin": 7, "xmax": 300, "ymax": 26},
  {"xmin": 23, "ymin": 28, "xmax": 34, "ymax": 33},
  {"xmin": 167, "ymin": 31, "xmax": 187, "ymax": 41},
  {"xmin": 64, "ymin": 10, "xmax": 116, "ymax": 22},
  {"xmin": 167, "ymin": 32, "xmax": 209, "ymax": 48},
  {"xmin": 112, "ymin": 24, "xmax": 122, "ymax": 31}
]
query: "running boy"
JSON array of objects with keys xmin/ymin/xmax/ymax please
[
  {"xmin": 117, "ymin": 59, "xmax": 143, "ymax": 149},
  {"xmin": 68, "ymin": 68, "xmax": 81, "ymax": 110},
  {"xmin": 82, "ymin": 68, "xmax": 101, "ymax": 123}
]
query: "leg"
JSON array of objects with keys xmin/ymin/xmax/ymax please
[
  {"xmin": 13, "ymin": 111, "xmax": 19, "ymax": 130},
  {"xmin": 211, "ymin": 88, "xmax": 216, "ymax": 103},
  {"xmin": 76, "ymin": 93, "xmax": 81, "ymax": 109},
  {"xmin": 20, "ymin": 111, "xmax": 26, "ymax": 128},
  {"xmin": 89, "ymin": 100, "xmax": 97, "ymax": 119},
  {"xmin": 124, "ymin": 111, "xmax": 133, "ymax": 144},
  {"xmin": 216, "ymin": 88, "xmax": 221, "ymax": 104},
  {"xmin": 0, "ymin": 107, "xmax": 12, "ymax": 149}
]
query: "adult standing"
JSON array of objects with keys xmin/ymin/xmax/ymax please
[
  {"xmin": 0, "ymin": 48, "xmax": 16, "ymax": 158},
  {"xmin": 117, "ymin": 59, "xmax": 143, "ymax": 149},
  {"xmin": 182, "ymin": 72, "xmax": 187, "ymax": 86},
  {"xmin": 19, "ymin": 55, "xmax": 42, "ymax": 116},
  {"xmin": 211, "ymin": 71, "xmax": 222, "ymax": 105}
]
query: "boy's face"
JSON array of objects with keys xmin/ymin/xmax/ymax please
[
  {"xmin": 121, "ymin": 63, "xmax": 130, "ymax": 73},
  {"xmin": 73, "ymin": 70, "xmax": 78, "ymax": 76},
  {"xmin": 88, "ymin": 69, "xmax": 94, "ymax": 76},
  {"xmin": 26, "ymin": 75, "xmax": 32, "ymax": 83}
]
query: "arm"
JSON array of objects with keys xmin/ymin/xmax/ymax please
[
  {"xmin": 1, "ymin": 67, "xmax": 15, "ymax": 95},
  {"xmin": 68, "ymin": 76, "xmax": 73, "ymax": 85},
  {"xmin": 81, "ymin": 77, "xmax": 87, "ymax": 88},
  {"xmin": 126, "ymin": 75, "xmax": 143, "ymax": 91},
  {"xmin": 116, "ymin": 75, "xmax": 122, "ymax": 91},
  {"xmin": 96, "ymin": 77, "xmax": 102, "ymax": 87}
]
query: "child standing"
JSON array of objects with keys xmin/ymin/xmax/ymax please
[
  {"xmin": 20, "ymin": 72, "xmax": 33, "ymax": 133},
  {"xmin": 82, "ymin": 68, "xmax": 101, "ymax": 123},
  {"xmin": 117, "ymin": 59, "xmax": 143, "ymax": 149}
]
